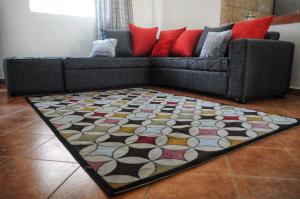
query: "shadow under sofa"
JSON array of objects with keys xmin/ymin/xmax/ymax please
[{"xmin": 3, "ymin": 32, "xmax": 295, "ymax": 103}]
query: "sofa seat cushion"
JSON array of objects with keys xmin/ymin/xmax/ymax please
[
  {"xmin": 187, "ymin": 58, "xmax": 229, "ymax": 72},
  {"xmin": 151, "ymin": 57, "xmax": 189, "ymax": 69},
  {"xmin": 65, "ymin": 57, "xmax": 150, "ymax": 70},
  {"xmin": 151, "ymin": 57, "xmax": 229, "ymax": 72}
]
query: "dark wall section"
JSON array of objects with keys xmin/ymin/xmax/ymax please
[{"xmin": 274, "ymin": 0, "xmax": 300, "ymax": 15}]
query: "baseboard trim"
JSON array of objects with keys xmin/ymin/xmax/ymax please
[{"xmin": 289, "ymin": 88, "xmax": 300, "ymax": 95}]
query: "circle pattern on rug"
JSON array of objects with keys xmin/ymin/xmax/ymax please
[{"xmin": 29, "ymin": 88, "xmax": 298, "ymax": 188}]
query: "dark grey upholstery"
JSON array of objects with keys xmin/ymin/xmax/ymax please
[
  {"xmin": 152, "ymin": 68, "xmax": 228, "ymax": 95},
  {"xmin": 187, "ymin": 58, "xmax": 229, "ymax": 72},
  {"xmin": 151, "ymin": 58, "xmax": 229, "ymax": 96},
  {"xmin": 3, "ymin": 58, "xmax": 64, "ymax": 96},
  {"xmin": 65, "ymin": 57, "xmax": 149, "ymax": 70},
  {"xmin": 151, "ymin": 57, "xmax": 229, "ymax": 72},
  {"xmin": 64, "ymin": 57, "xmax": 151, "ymax": 90},
  {"xmin": 264, "ymin": 31, "xmax": 280, "ymax": 40},
  {"xmin": 101, "ymin": 29, "xmax": 133, "ymax": 57},
  {"xmin": 151, "ymin": 58, "xmax": 188, "ymax": 69},
  {"xmin": 228, "ymin": 39, "xmax": 294, "ymax": 101},
  {"xmin": 3, "ymin": 31, "xmax": 295, "ymax": 103}
]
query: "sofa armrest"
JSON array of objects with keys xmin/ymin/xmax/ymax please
[
  {"xmin": 228, "ymin": 39, "xmax": 294, "ymax": 102},
  {"xmin": 3, "ymin": 58, "xmax": 65, "ymax": 96}
]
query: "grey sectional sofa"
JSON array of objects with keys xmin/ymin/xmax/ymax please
[{"xmin": 3, "ymin": 32, "xmax": 295, "ymax": 103}]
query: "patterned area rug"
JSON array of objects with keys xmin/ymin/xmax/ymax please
[{"xmin": 27, "ymin": 88, "xmax": 300, "ymax": 195}]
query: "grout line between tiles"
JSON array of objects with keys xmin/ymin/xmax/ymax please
[
  {"xmin": 24, "ymin": 136, "xmax": 56, "ymax": 155},
  {"xmin": 26, "ymin": 157, "xmax": 77, "ymax": 164},
  {"xmin": 268, "ymin": 132, "xmax": 300, "ymax": 163},
  {"xmin": 225, "ymin": 156, "xmax": 243, "ymax": 199},
  {"xmin": 231, "ymin": 174, "xmax": 300, "ymax": 181},
  {"xmin": 283, "ymin": 148, "xmax": 300, "ymax": 163},
  {"xmin": 144, "ymin": 186, "xmax": 149, "ymax": 199},
  {"xmin": 0, "ymin": 118, "xmax": 41, "ymax": 136},
  {"xmin": 47, "ymin": 166, "xmax": 81, "ymax": 199},
  {"xmin": 0, "ymin": 107, "xmax": 31, "ymax": 120}
]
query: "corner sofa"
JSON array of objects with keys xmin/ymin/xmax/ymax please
[{"xmin": 3, "ymin": 32, "xmax": 294, "ymax": 103}]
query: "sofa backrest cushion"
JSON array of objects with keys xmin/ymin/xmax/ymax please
[
  {"xmin": 129, "ymin": 24, "xmax": 158, "ymax": 57},
  {"xmin": 171, "ymin": 30, "xmax": 203, "ymax": 57},
  {"xmin": 194, "ymin": 24, "xmax": 234, "ymax": 57},
  {"xmin": 264, "ymin": 31, "xmax": 280, "ymax": 40},
  {"xmin": 151, "ymin": 39, "xmax": 173, "ymax": 57},
  {"xmin": 101, "ymin": 29, "xmax": 133, "ymax": 57},
  {"xmin": 231, "ymin": 16, "xmax": 274, "ymax": 40},
  {"xmin": 158, "ymin": 27, "xmax": 186, "ymax": 45}
]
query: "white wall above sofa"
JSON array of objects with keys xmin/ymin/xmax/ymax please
[{"xmin": 152, "ymin": 0, "xmax": 222, "ymax": 29}]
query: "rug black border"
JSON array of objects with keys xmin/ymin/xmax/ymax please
[{"xmin": 25, "ymin": 89, "xmax": 300, "ymax": 196}]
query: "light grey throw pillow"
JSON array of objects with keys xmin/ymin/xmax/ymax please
[
  {"xmin": 200, "ymin": 30, "xmax": 232, "ymax": 58},
  {"xmin": 89, "ymin": 39, "xmax": 118, "ymax": 58}
]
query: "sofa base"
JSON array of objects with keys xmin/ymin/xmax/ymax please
[
  {"xmin": 3, "ymin": 58, "xmax": 65, "ymax": 96},
  {"xmin": 3, "ymin": 55, "xmax": 293, "ymax": 103},
  {"xmin": 151, "ymin": 68, "xmax": 228, "ymax": 96},
  {"xmin": 65, "ymin": 68, "xmax": 151, "ymax": 91}
]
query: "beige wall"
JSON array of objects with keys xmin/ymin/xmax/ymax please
[
  {"xmin": 153, "ymin": 0, "xmax": 222, "ymax": 29},
  {"xmin": 132, "ymin": 0, "xmax": 153, "ymax": 27}
]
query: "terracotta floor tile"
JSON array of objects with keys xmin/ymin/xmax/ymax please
[
  {"xmin": 249, "ymin": 135, "xmax": 284, "ymax": 149},
  {"xmin": 227, "ymin": 147, "xmax": 300, "ymax": 179},
  {"xmin": 234, "ymin": 176, "xmax": 300, "ymax": 199},
  {"xmin": 0, "ymin": 158, "xmax": 79, "ymax": 198},
  {"xmin": 275, "ymin": 127, "xmax": 300, "ymax": 150},
  {"xmin": 0, "ymin": 131, "xmax": 54, "ymax": 156},
  {"xmin": 147, "ymin": 173, "xmax": 239, "ymax": 199},
  {"xmin": 13, "ymin": 119, "xmax": 54, "ymax": 135},
  {"xmin": 0, "ymin": 93, "xmax": 27, "ymax": 106},
  {"xmin": 0, "ymin": 108, "xmax": 40, "ymax": 134},
  {"xmin": 287, "ymin": 149, "xmax": 300, "ymax": 163},
  {"xmin": 185, "ymin": 156, "xmax": 230, "ymax": 175},
  {"xmin": 0, "ymin": 103, "xmax": 29, "ymax": 118},
  {"xmin": 0, "ymin": 94, "xmax": 28, "ymax": 115},
  {"xmin": 27, "ymin": 138, "xmax": 76, "ymax": 163},
  {"xmin": 50, "ymin": 168, "xmax": 146, "ymax": 199},
  {"xmin": 0, "ymin": 156, "xmax": 10, "ymax": 166}
]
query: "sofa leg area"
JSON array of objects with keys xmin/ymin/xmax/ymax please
[
  {"xmin": 275, "ymin": 94, "xmax": 286, "ymax": 98},
  {"xmin": 234, "ymin": 98, "xmax": 247, "ymax": 104}
]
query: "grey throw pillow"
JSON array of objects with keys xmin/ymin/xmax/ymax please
[
  {"xmin": 193, "ymin": 24, "xmax": 234, "ymax": 56},
  {"xmin": 89, "ymin": 39, "xmax": 118, "ymax": 58},
  {"xmin": 200, "ymin": 30, "xmax": 232, "ymax": 58},
  {"xmin": 101, "ymin": 29, "xmax": 133, "ymax": 57}
]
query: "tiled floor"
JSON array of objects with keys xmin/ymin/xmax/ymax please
[{"xmin": 0, "ymin": 84, "xmax": 300, "ymax": 199}]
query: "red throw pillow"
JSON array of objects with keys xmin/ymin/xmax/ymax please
[
  {"xmin": 151, "ymin": 39, "xmax": 173, "ymax": 58},
  {"xmin": 232, "ymin": 16, "xmax": 274, "ymax": 40},
  {"xmin": 171, "ymin": 30, "xmax": 203, "ymax": 57},
  {"xmin": 158, "ymin": 27, "xmax": 186, "ymax": 44},
  {"xmin": 128, "ymin": 24, "xmax": 158, "ymax": 56}
]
